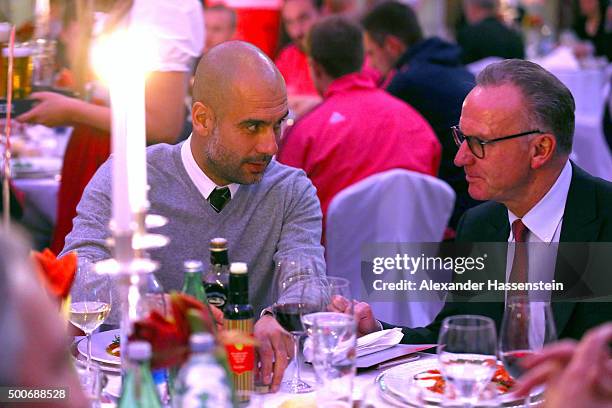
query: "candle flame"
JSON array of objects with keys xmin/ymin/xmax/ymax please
[{"xmin": 91, "ymin": 25, "xmax": 155, "ymax": 87}]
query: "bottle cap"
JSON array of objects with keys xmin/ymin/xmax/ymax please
[
  {"xmin": 183, "ymin": 260, "xmax": 203, "ymax": 273},
  {"xmin": 189, "ymin": 333, "xmax": 216, "ymax": 353},
  {"xmin": 210, "ymin": 238, "xmax": 228, "ymax": 251},
  {"xmin": 127, "ymin": 341, "xmax": 152, "ymax": 361},
  {"xmin": 230, "ymin": 262, "xmax": 248, "ymax": 274}
]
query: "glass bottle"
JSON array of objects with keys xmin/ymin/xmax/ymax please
[
  {"xmin": 118, "ymin": 341, "xmax": 163, "ymax": 408},
  {"xmin": 181, "ymin": 260, "xmax": 207, "ymax": 303},
  {"xmin": 172, "ymin": 333, "xmax": 233, "ymax": 408},
  {"xmin": 223, "ymin": 262, "xmax": 254, "ymax": 403},
  {"xmin": 203, "ymin": 238, "xmax": 229, "ymax": 309}
]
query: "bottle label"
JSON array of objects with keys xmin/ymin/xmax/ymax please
[
  {"xmin": 207, "ymin": 293, "xmax": 227, "ymax": 308},
  {"xmin": 225, "ymin": 342, "xmax": 255, "ymax": 374},
  {"xmin": 223, "ymin": 318, "xmax": 254, "ymax": 374},
  {"xmin": 223, "ymin": 318, "xmax": 254, "ymax": 402}
]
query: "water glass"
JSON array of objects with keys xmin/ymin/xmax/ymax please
[
  {"xmin": 74, "ymin": 358, "xmax": 105, "ymax": 407},
  {"xmin": 500, "ymin": 297, "xmax": 556, "ymax": 407},
  {"xmin": 437, "ymin": 315, "xmax": 497, "ymax": 407},
  {"xmin": 311, "ymin": 312, "xmax": 357, "ymax": 407}
]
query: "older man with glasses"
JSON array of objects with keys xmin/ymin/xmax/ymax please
[{"xmin": 345, "ymin": 59, "xmax": 612, "ymax": 344}]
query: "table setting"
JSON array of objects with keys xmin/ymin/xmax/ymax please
[{"xmin": 58, "ymin": 264, "xmax": 551, "ymax": 408}]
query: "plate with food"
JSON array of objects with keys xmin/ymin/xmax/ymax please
[
  {"xmin": 377, "ymin": 357, "xmax": 542, "ymax": 407},
  {"xmin": 77, "ymin": 329, "xmax": 121, "ymax": 365}
]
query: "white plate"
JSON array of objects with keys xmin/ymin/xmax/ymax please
[
  {"xmin": 377, "ymin": 358, "xmax": 543, "ymax": 407},
  {"xmin": 77, "ymin": 329, "xmax": 121, "ymax": 365}
]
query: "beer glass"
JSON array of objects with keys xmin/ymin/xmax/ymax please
[{"xmin": 0, "ymin": 42, "xmax": 34, "ymax": 99}]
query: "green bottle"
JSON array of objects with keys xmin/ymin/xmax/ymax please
[
  {"xmin": 182, "ymin": 260, "xmax": 217, "ymax": 335},
  {"xmin": 118, "ymin": 341, "xmax": 162, "ymax": 408},
  {"xmin": 181, "ymin": 260, "xmax": 207, "ymax": 303}
]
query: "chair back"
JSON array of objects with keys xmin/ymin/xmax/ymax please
[{"xmin": 326, "ymin": 169, "xmax": 455, "ymax": 327}]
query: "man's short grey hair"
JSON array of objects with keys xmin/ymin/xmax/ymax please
[
  {"xmin": 464, "ymin": 0, "xmax": 499, "ymax": 11},
  {"xmin": 476, "ymin": 59, "xmax": 575, "ymax": 154}
]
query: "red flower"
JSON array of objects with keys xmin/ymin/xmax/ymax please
[{"xmin": 31, "ymin": 249, "xmax": 77, "ymax": 300}]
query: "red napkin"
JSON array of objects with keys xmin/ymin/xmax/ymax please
[{"xmin": 31, "ymin": 249, "xmax": 77, "ymax": 300}]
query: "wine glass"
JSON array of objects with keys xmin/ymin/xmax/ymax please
[
  {"xmin": 437, "ymin": 315, "xmax": 497, "ymax": 407},
  {"xmin": 271, "ymin": 258, "xmax": 319, "ymax": 393},
  {"xmin": 69, "ymin": 259, "xmax": 112, "ymax": 379},
  {"xmin": 500, "ymin": 297, "xmax": 557, "ymax": 407},
  {"xmin": 300, "ymin": 276, "xmax": 353, "ymax": 337}
]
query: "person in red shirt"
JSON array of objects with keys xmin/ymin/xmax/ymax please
[
  {"xmin": 278, "ymin": 16, "xmax": 441, "ymax": 237},
  {"xmin": 275, "ymin": 0, "xmax": 322, "ymax": 116}
]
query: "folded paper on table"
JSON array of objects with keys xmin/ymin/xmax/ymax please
[
  {"xmin": 303, "ymin": 327, "xmax": 435, "ymax": 368},
  {"xmin": 357, "ymin": 327, "xmax": 405, "ymax": 357},
  {"xmin": 356, "ymin": 344, "xmax": 436, "ymax": 370}
]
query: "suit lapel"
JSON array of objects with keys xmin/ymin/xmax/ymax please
[{"xmin": 554, "ymin": 163, "xmax": 603, "ymax": 334}]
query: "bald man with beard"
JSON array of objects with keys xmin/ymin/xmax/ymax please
[{"xmin": 62, "ymin": 41, "xmax": 326, "ymax": 391}]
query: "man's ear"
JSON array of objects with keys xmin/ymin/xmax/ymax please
[
  {"xmin": 383, "ymin": 35, "xmax": 407, "ymax": 59},
  {"xmin": 530, "ymin": 133, "xmax": 557, "ymax": 169},
  {"xmin": 192, "ymin": 101, "xmax": 215, "ymax": 136}
]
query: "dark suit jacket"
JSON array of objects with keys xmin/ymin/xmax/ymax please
[
  {"xmin": 386, "ymin": 37, "xmax": 479, "ymax": 229},
  {"xmin": 457, "ymin": 17, "xmax": 525, "ymax": 64},
  {"xmin": 386, "ymin": 163, "xmax": 612, "ymax": 343}
]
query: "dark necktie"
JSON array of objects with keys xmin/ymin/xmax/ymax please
[
  {"xmin": 509, "ymin": 219, "xmax": 529, "ymax": 299},
  {"xmin": 208, "ymin": 187, "xmax": 231, "ymax": 213}
]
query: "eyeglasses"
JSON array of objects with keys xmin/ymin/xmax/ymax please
[{"xmin": 451, "ymin": 126, "xmax": 544, "ymax": 159}]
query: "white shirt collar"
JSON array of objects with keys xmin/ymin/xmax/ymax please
[
  {"xmin": 508, "ymin": 160, "xmax": 573, "ymax": 243},
  {"xmin": 180, "ymin": 135, "xmax": 239, "ymax": 200}
]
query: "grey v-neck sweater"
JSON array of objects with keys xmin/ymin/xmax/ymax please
[{"xmin": 62, "ymin": 142, "xmax": 325, "ymax": 323}]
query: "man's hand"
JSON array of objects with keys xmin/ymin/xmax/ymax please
[
  {"xmin": 209, "ymin": 305, "xmax": 224, "ymax": 333},
  {"xmin": 328, "ymin": 296, "xmax": 381, "ymax": 337},
  {"xmin": 16, "ymin": 92, "xmax": 78, "ymax": 127},
  {"xmin": 515, "ymin": 323, "xmax": 612, "ymax": 408},
  {"xmin": 254, "ymin": 314, "xmax": 294, "ymax": 392}
]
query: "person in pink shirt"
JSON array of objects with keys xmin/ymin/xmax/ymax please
[
  {"xmin": 278, "ymin": 16, "xmax": 441, "ymax": 238},
  {"xmin": 276, "ymin": 0, "xmax": 322, "ymax": 116}
]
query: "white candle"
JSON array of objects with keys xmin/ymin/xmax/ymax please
[
  {"xmin": 105, "ymin": 28, "xmax": 148, "ymax": 233},
  {"xmin": 109, "ymin": 74, "xmax": 131, "ymax": 232}
]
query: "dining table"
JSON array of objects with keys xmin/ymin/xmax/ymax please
[
  {"xmin": 91, "ymin": 349, "xmax": 438, "ymax": 408},
  {"xmin": 8, "ymin": 125, "xmax": 70, "ymax": 248}
]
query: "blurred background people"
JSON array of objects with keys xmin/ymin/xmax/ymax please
[
  {"xmin": 276, "ymin": 0, "xmax": 322, "ymax": 117},
  {"xmin": 457, "ymin": 0, "xmax": 525, "ymax": 64},
  {"xmin": 572, "ymin": 0, "xmax": 612, "ymax": 61},
  {"xmin": 204, "ymin": 3, "xmax": 237, "ymax": 52},
  {"xmin": 16, "ymin": 0, "xmax": 204, "ymax": 254},
  {"xmin": 278, "ymin": 15, "xmax": 440, "ymax": 238},
  {"xmin": 0, "ymin": 231, "xmax": 87, "ymax": 408},
  {"xmin": 362, "ymin": 0, "xmax": 479, "ymax": 236}
]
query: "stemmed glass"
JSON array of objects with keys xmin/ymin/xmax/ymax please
[
  {"xmin": 500, "ymin": 297, "xmax": 557, "ymax": 407},
  {"xmin": 271, "ymin": 258, "xmax": 319, "ymax": 393},
  {"xmin": 69, "ymin": 259, "xmax": 112, "ymax": 380},
  {"xmin": 437, "ymin": 315, "xmax": 497, "ymax": 407},
  {"xmin": 300, "ymin": 276, "xmax": 353, "ymax": 336}
]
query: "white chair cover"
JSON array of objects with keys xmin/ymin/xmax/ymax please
[{"xmin": 326, "ymin": 169, "xmax": 455, "ymax": 328}]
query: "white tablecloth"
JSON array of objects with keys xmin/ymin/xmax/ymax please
[{"xmin": 99, "ymin": 352, "xmax": 437, "ymax": 407}]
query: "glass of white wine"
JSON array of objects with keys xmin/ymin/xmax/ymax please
[{"xmin": 69, "ymin": 259, "xmax": 112, "ymax": 377}]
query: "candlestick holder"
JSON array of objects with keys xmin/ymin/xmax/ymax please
[{"xmin": 95, "ymin": 208, "xmax": 169, "ymax": 370}]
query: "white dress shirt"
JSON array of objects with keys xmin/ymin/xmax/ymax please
[
  {"xmin": 180, "ymin": 135, "xmax": 239, "ymax": 200},
  {"xmin": 505, "ymin": 160, "xmax": 572, "ymax": 347}
]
